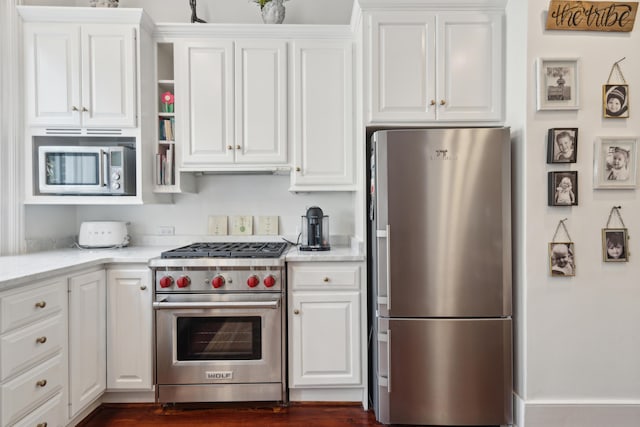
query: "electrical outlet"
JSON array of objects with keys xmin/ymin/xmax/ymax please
[
  {"xmin": 158, "ymin": 225, "xmax": 175, "ymax": 235},
  {"xmin": 208, "ymin": 216, "xmax": 228, "ymax": 235}
]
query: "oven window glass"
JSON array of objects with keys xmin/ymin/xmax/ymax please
[
  {"xmin": 45, "ymin": 152, "xmax": 99, "ymax": 185},
  {"xmin": 176, "ymin": 316, "xmax": 262, "ymax": 360}
]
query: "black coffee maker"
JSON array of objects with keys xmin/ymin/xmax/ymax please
[{"xmin": 300, "ymin": 206, "xmax": 330, "ymax": 251}]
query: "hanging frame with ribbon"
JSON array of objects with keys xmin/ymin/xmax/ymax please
[
  {"xmin": 602, "ymin": 206, "xmax": 630, "ymax": 262},
  {"xmin": 549, "ymin": 218, "xmax": 575, "ymax": 277},
  {"xmin": 603, "ymin": 57, "xmax": 629, "ymax": 118}
]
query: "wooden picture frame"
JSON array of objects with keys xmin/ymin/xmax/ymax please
[
  {"xmin": 593, "ymin": 137, "xmax": 637, "ymax": 189},
  {"xmin": 547, "ymin": 128, "xmax": 578, "ymax": 163},
  {"xmin": 548, "ymin": 171, "xmax": 578, "ymax": 206},
  {"xmin": 549, "ymin": 242, "xmax": 575, "ymax": 276},
  {"xmin": 603, "ymin": 84, "xmax": 629, "ymax": 118},
  {"xmin": 537, "ymin": 58, "xmax": 580, "ymax": 111},
  {"xmin": 602, "ymin": 228, "xmax": 629, "ymax": 262}
]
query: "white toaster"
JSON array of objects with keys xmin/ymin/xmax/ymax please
[{"xmin": 78, "ymin": 221, "xmax": 130, "ymax": 248}]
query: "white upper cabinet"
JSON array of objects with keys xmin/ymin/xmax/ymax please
[
  {"xmin": 24, "ymin": 23, "xmax": 137, "ymax": 128},
  {"xmin": 176, "ymin": 40, "xmax": 288, "ymax": 170},
  {"xmin": 368, "ymin": 11, "xmax": 503, "ymax": 124},
  {"xmin": 290, "ymin": 40, "xmax": 355, "ymax": 191}
]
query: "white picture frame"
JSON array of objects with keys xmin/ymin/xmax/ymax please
[
  {"xmin": 536, "ymin": 58, "xmax": 580, "ymax": 111},
  {"xmin": 593, "ymin": 137, "xmax": 638, "ymax": 189}
]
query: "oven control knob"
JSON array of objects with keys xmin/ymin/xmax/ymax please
[
  {"xmin": 159, "ymin": 276, "xmax": 173, "ymax": 288},
  {"xmin": 211, "ymin": 275, "xmax": 225, "ymax": 288},
  {"xmin": 176, "ymin": 276, "xmax": 191, "ymax": 288},
  {"xmin": 247, "ymin": 275, "xmax": 260, "ymax": 288},
  {"xmin": 263, "ymin": 275, "xmax": 276, "ymax": 288}
]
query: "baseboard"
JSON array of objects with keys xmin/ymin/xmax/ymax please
[
  {"xmin": 288, "ymin": 388, "xmax": 365, "ymax": 408},
  {"xmin": 519, "ymin": 400, "xmax": 640, "ymax": 427}
]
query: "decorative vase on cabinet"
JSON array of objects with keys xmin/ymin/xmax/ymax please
[{"xmin": 261, "ymin": 0, "xmax": 286, "ymax": 24}]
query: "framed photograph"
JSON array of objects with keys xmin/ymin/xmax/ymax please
[
  {"xmin": 593, "ymin": 137, "xmax": 637, "ymax": 189},
  {"xmin": 536, "ymin": 58, "xmax": 580, "ymax": 111},
  {"xmin": 547, "ymin": 128, "xmax": 578, "ymax": 163},
  {"xmin": 603, "ymin": 84, "xmax": 629, "ymax": 118},
  {"xmin": 549, "ymin": 242, "xmax": 575, "ymax": 276},
  {"xmin": 548, "ymin": 171, "xmax": 578, "ymax": 206},
  {"xmin": 602, "ymin": 228, "xmax": 629, "ymax": 262}
]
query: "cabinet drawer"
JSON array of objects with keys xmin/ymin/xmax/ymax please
[
  {"xmin": 0, "ymin": 279, "xmax": 66, "ymax": 334},
  {"xmin": 13, "ymin": 391, "xmax": 64, "ymax": 427},
  {"xmin": 289, "ymin": 263, "xmax": 361, "ymax": 290},
  {"xmin": 1, "ymin": 313, "xmax": 65, "ymax": 381},
  {"xmin": 0, "ymin": 354, "xmax": 64, "ymax": 426}
]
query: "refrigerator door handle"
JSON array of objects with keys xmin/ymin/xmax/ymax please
[{"xmin": 386, "ymin": 224, "xmax": 391, "ymax": 310}]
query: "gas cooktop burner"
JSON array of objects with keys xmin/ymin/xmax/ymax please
[{"xmin": 160, "ymin": 242, "xmax": 288, "ymax": 259}]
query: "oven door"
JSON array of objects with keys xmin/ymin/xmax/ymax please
[{"xmin": 153, "ymin": 293, "xmax": 282, "ymax": 385}]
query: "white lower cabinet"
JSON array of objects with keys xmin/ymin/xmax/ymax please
[
  {"xmin": 0, "ymin": 277, "xmax": 67, "ymax": 427},
  {"xmin": 68, "ymin": 269, "xmax": 106, "ymax": 419},
  {"xmin": 106, "ymin": 267, "xmax": 152, "ymax": 390},
  {"xmin": 287, "ymin": 262, "xmax": 365, "ymax": 403}
]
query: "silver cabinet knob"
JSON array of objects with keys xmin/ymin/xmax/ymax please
[
  {"xmin": 36, "ymin": 379, "xmax": 47, "ymax": 387},
  {"xmin": 35, "ymin": 301, "xmax": 46, "ymax": 309},
  {"xmin": 36, "ymin": 336, "xmax": 47, "ymax": 344},
  {"xmin": 140, "ymin": 285, "xmax": 147, "ymax": 291},
  {"xmin": 440, "ymin": 99, "xmax": 446, "ymax": 105},
  {"xmin": 293, "ymin": 309, "xmax": 300, "ymax": 315}
]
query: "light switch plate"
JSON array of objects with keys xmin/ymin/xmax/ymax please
[
  {"xmin": 208, "ymin": 216, "xmax": 228, "ymax": 235},
  {"xmin": 257, "ymin": 216, "xmax": 279, "ymax": 235},
  {"xmin": 230, "ymin": 215, "xmax": 253, "ymax": 235}
]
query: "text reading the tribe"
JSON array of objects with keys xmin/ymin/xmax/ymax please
[{"xmin": 546, "ymin": 0, "xmax": 638, "ymax": 32}]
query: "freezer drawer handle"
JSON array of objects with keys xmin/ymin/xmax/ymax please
[
  {"xmin": 378, "ymin": 330, "xmax": 391, "ymax": 392},
  {"xmin": 152, "ymin": 300, "xmax": 280, "ymax": 310}
]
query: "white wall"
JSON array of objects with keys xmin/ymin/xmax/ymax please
[
  {"xmin": 521, "ymin": 0, "xmax": 640, "ymax": 425},
  {"xmin": 21, "ymin": 0, "xmax": 354, "ymax": 24}
]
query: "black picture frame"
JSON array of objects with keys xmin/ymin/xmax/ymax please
[
  {"xmin": 603, "ymin": 84, "xmax": 629, "ymax": 118},
  {"xmin": 547, "ymin": 128, "xmax": 578, "ymax": 163},
  {"xmin": 602, "ymin": 228, "xmax": 629, "ymax": 262},
  {"xmin": 548, "ymin": 171, "xmax": 578, "ymax": 206},
  {"xmin": 548, "ymin": 242, "xmax": 576, "ymax": 276}
]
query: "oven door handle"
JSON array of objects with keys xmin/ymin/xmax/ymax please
[{"xmin": 152, "ymin": 299, "xmax": 281, "ymax": 310}]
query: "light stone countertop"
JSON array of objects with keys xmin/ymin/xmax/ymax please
[
  {"xmin": 0, "ymin": 246, "xmax": 171, "ymax": 292},
  {"xmin": 0, "ymin": 243, "xmax": 365, "ymax": 292}
]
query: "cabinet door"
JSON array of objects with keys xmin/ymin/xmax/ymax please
[
  {"xmin": 68, "ymin": 270, "xmax": 106, "ymax": 418},
  {"xmin": 370, "ymin": 13, "xmax": 436, "ymax": 123},
  {"xmin": 177, "ymin": 41, "xmax": 234, "ymax": 166},
  {"xmin": 235, "ymin": 41, "xmax": 287, "ymax": 164},
  {"xmin": 106, "ymin": 269, "xmax": 152, "ymax": 390},
  {"xmin": 81, "ymin": 24, "xmax": 137, "ymax": 128},
  {"xmin": 291, "ymin": 40, "xmax": 355, "ymax": 189},
  {"xmin": 289, "ymin": 292, "xmax": 360, "ymax": 386},
  {"xmin": 24, "ymin": 23, "xmax": 81, "ymax": 126},
  {"xmin": 436, "ymin": 13, "xmax": 503, "ymax": 122}
]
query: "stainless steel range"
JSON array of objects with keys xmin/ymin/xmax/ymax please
[{"xmin": 149, "ymin": 242, "xmax": 288, "ymax": 404}]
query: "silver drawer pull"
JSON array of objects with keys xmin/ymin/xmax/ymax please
[
  {"xmin": 140, "ymin": 285, "xmax": 147, "ymax": 291},
  {"xmin": 37, "ymin": 423, "xmax": 48, "ymax": 427},
  {"xmin": 35, "ymin": 301, "xmax": 47, "ymax": 309},
  {"xmin": 36, "ymin": 379, "xmax": 47, "ymax": 387},
  {"xmin": 323, "ymin": 277, "xmax": 330, "ymax": 283},
  {"xmin": 153, "ymin": 300, "xmax": 280, "ymax": 310},
  {"xmin": 36, "ymin": 336, "xmax": 47, "ymax": 344}
]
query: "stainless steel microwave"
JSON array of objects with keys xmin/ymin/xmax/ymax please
[{"xmin": 38, "ymin": 145, "xmax": 135, "ymax": 195}]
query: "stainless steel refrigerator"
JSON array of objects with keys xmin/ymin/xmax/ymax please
[{"xmin": 369, "ymin": 128, "xmax": 513, "ymax": 426}]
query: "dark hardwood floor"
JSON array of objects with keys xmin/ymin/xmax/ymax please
[{"xmin": 79, "ymin": 402, "xmax": 385, "ymax": 426}]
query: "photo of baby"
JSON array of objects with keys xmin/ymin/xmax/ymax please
[
  {"xmin": 549, "ymin": 243, "xmax": 575, "ymax": 276},
  {"xmin": 594, "ymin": 138, "xmax": 637, "ymax": 189},
  {"xmin": 547, "ymin": 128, "xmax": 578, "ymax": 163},
  {"xmin": 603, "ymin": 84, "xmax": 629, "ymax": 118},
  {"xmin": 548, "ymin": 171, "xmax": 578, "ymax": 206},
  {"xmin": 606, "ymin": 146, "xmax": 630, "ymax": 181},
  {"xmin": 602, "ymin": 229, "xmax": 628, "ymax": 262}
]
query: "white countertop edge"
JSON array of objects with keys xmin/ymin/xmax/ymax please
[{"xmin": 0, "ymin": 243, "xmax": 365, "ymax": 292}]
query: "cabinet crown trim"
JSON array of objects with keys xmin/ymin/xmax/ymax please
[
  {"xmin": 357, "ymin": 0, "xmax": 507, "ymax": 11},
  {"xmin": 17, "ymin": 5, "xmax": 152, "ymax": 27},
  {"xmin": 154, "ymin": 23, "xmax": 353, "ymax": 40}
]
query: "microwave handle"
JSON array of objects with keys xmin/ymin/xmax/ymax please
[{"xmin": 100, "ymin": 149, "xmax": 108, "ymax": 187}]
